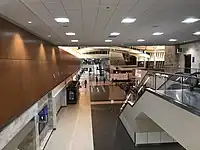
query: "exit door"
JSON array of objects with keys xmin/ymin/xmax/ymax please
[{"xmin": 184, "ymin": 54, "xmax": 191, "ymax": 73}]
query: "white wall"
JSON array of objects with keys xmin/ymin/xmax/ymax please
[{"xmin": 179, "ymin": 42, "xmax": 200, "ymax": 69}]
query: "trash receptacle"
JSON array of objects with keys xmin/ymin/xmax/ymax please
[{"xmin": 66, "ymin": 81, "xmax": 80, "ymax": 104}]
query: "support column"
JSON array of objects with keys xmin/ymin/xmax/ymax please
[
  {"xmin": 35, "ymin": 114, "xmax": 40, "ymax": 150},
  {"xmin": 48, "ymin": 92, "xmax": 57, "ymax": 129},
  {"xmin": 164, "ymin": 46, "xmax": 179, "ymax": 72}
]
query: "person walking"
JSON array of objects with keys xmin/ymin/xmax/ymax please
[
  {"xmin": 84, "ymin": 80, "xmax": 87, "ymax": 88},
  {"xmin": 103, "ymin": 77, "xmax": 106, "ymax": 84}
]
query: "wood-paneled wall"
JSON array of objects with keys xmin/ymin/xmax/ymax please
[{"xmin": 0, "ymin": 17, "xmax": 80, "ymax": 130}]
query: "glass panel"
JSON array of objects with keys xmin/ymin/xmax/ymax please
[{"xmin": 155, "ymin": 73, "xmax": 200, "ymax": 111}]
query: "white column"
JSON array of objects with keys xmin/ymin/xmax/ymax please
[{"xmin": 35, "ymin": 114, "xmax": 40, "ymax": 150}]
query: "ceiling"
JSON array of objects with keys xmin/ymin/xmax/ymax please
[{"xmin": 0, "ymin": 0, "xmax": 200, "ymax": 46}]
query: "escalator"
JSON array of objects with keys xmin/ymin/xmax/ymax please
[{"xmin": 120, "ymin": 71, "xmax": 200, "ymax": 150}]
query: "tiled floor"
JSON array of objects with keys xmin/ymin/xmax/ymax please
[
  {"xmin": 44, "ymin": 74, "xmax": 93, "ymax": 150},
  {"xmin": 90, "ymin": 85, "xmax": 125, "ymax": 102}
]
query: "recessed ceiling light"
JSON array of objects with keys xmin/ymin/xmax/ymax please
[
  {"xmin": 55, "ymin": 17, "xmax": 69, "ymax": 23},
  {"xmin": 48, "ymin": 34, "xmax": 52, "ymax": 38},
  {"xmin": 137, "ymin": 39, "xmax": 145, "ymax": 42},
  {"xmin": 110, "ymin": 32, "xmax": 120, "ymax": 36},
  {"xmin": 152, "ymin": 32, "xmax": 164, "ymax": 36},
  {"xmin": 105, "ymin": 39, "xmax": 112, "ymax": 43},
  {"xmin": 182, "ymin": 17, "xmax": 200, "ymax": 24},
  {"xmin": 71, "ymin": 40, "xmax": 78, "ymax": 42},
  {"xmin": 193, "ymin": 31, "xmax": 200, "ymax": 35},
  {"xmin": 169, "ymin": 39, "xmax": 177, "ymax": 42},
  {"xmin": 121, "ymin": 17, "xmax": 136, "ymax": 23},
  {"xmin": 28, "ymin": 21, "xmax": 32, "ymax": 24},
  {"xmin": 66, "ymin": 32, "xmax": 75, "ymax": 36}
]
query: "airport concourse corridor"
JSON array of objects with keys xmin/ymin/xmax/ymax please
[{"xmin": 44, "ymin": 73, "xmax": 185, "ymax": 150}]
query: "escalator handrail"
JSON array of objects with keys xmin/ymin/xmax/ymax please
[
  {"xmin": 121, "ymin": 70, "xmax": 200, "ymax": 117},
  {"xmin": 124, "ymin": 87, "xmax": 200, "ymax": 118},
  {"xmin": 148, "ymin": 71, "xmax": 200, "ymax": 90},
  {"xmin": 150, "ymin": 71, "xmax": 200, "ymax": 79},
  {"xmin": 124, "ymin": 76, "xmax": 151, "ymax": 109},
  {"xmin": 136, "ymin": 71, "xmax": 149, "ymax": 88},
  {"xmin": 146, "ymin": 88, "xmax": 200, "ymax": 117},
  {"xmin": 121, "ymin": 70, "xmax": 200, "ymax": 114}
]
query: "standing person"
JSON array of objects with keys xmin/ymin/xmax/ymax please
[
  {"xmin": 103, "ymin": 77, "xmax": 106, "ymax": 84},
  {"xmin": 84, "ymin": 80, "xmax": 87, "ymax": 88},
  {"xmin": 96, "ymin": 76, "xmax": 98, "ymax": 84}
]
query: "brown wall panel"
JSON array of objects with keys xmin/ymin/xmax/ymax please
[{"xmin": 0, "ymin": 17, "xmax": 80, "ymax": 130}]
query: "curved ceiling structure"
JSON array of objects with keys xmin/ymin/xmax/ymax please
[{"xmin": 59, "ymin": 46, "xmax": 150, "ymax": 59}]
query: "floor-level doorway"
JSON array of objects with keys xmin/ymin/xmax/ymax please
[{"xmin": 184, "ymin": 54, "xmax": 191, "ymax": 73}]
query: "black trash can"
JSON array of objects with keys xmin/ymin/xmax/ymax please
[{"xmin": 66, "ymin": 81, "xmax": 80, "ymax": 104}]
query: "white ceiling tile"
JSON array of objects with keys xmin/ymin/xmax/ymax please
[
  {"xmin": 66, "ymin": 10, "xmax": 82, "ymax": 32},
  {"xmin": 119, "ymin": 0, "xmax": 139, "ymax": 5},
  {"xmin": 61, "ymin": 0, "xmax": 81, "ymax": 10},
  {"xmin": 82, "ymin": 7, "xmax": 98, "ymax": 37},
  {"xmin": 0, "ymin": 0, "xmax": 15, "ymax": 6},
  {"xmin": 94, "ymin": 5, "xmax": 116, "ymax": 33},
  {"xmin": 44, "ymin": 2, "xmax": 66, "ymax": 17},
  {"xmin": 81, "ymin": 0, "xmax": 99, "ymax": 8},
  {"xmin": 101, "ymin": 0, "xmax": 119, "ymax": 5},
  {"xmin": 42, "ymin": 0, "xmax": 58, "ymax": 2},
  {"xmin": 1, "ymin": 0, "xmax": 200, "ymax": 45}
]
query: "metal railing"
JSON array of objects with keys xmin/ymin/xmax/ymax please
[{"xmin": 121, "ymin": 69, "xmax": 200, "ymax": 115}]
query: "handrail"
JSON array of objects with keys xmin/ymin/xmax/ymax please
[
  {"xmin": 163, "ymin": 66, "xmax": 200, "ymax": 71},
  {"xmin": 149, "ymin": 70, "xmax": 200, "ymax": 80},
  {"xmin": 120, "ymin": 68, "xmax": 200, "ymax": 115},
  {"xmin": 146, "ymin": 88, "xmax": 200, "ymax": 117},
  {"xmin": 136, "ymin": 70, "xmax": 149, "ymax": 88},
  {"xmin": 120, "ymin": 69, "xmax": 200, "ymax": 118},
  {"xmin": 124, "ymin": 87, "xmax": 200, "ymax": 118}
]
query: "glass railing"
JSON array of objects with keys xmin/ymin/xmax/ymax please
[
  {"xmin": 163, "ymin": 67, "xmax": 200, "ymax": 74},
  {"xmin": 120, "ymin": 67, "xmax": 200, "ymax": 115},
  {"xmin": 121, "ymin": 69, "xmax": 200, "ymax": 114},
  {"xmin": 150, "ymin": 71, "xmax": 200, "ymax": 112}
]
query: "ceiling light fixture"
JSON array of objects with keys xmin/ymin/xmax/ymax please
[
  {"xmin": 110, "ymin": 32, "xmax": 120, "ymax": 36},
  {"xmin": 71, "ymin": 40, "xmax": 79, "ymax": 42},
  {"xmin": 55, "ymin": 17, "xmax": 69, "ymax": 23},
  {"xmin": 66, "ymin": 32, "xmax": 75, "ymax": 36},
  {"xmin": 121, "ymin": 17, "xmax": 136, "ymax": 23},
  {"xmin": 152, "ymin": 32, "xmax": 164, "ymax": 36},
  {"xmin": 48, "ymin": 34, "xmax": 52, "ymax": 38},
  {"xmin": 182, "ymin": 17, "xmax": 200, "ymax": 24},
  {"xmin": 169, "ymin": 39, "xmax": 177, "ymax": 42},
  {"xmin": 28, "ymin": 21, "xmax": 32, "ymax": 24},
  {"xmin": 105, "ymin": 39, "xmax": 112, "ymax": 43},
  {"xmin": 137, "ymin": 39, "xmax": 145, "ymax": 42},
  {"xmin": 193, "ymin": 31, "xmax": 200, "ymax": 35}
]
